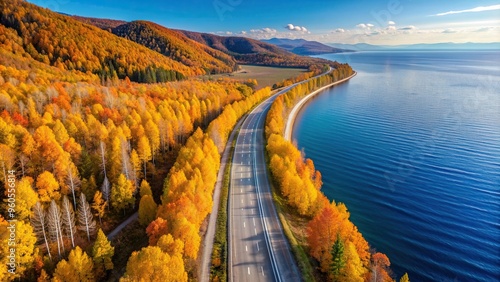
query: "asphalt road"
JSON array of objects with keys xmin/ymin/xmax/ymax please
[
  {"xmin": 199, "ymin": 118, "xmax": 245, "ymax": 282},
  {"xmin": 228, "ymin": 88, "xmax": 301, "ymax": 282}
]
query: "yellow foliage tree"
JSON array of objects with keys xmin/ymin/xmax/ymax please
[
  {"xmin": 35, "ymin": 171, "xmax": 60, "ymax": 204},
  {"xmin": 138, "ymin": 194, "xmax": 157, "ymax": 226},
  {"xmin": 92, "ymin": 229, "xmax": 114, "ymax": 274},
  {"xmin": 121, "ymin": 246, "xmax": 187, "ymax": 282},
  {"xmin": 53, "ymin": 246, "xmax": 95, "ymax": 282}
]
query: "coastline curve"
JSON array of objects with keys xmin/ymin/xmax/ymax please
[{"xmin": 284, "ymin": 71, "xmax": 357, "ymax": 141}]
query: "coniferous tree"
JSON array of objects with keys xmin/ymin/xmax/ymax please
[{"xmin": 330, "ymin": 234, "xmax": 346, "ymax": 281}]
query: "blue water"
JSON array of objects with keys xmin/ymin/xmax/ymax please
[{"xmin": 293, "ymin": 51, "xmax": 500, "ymax": 281}]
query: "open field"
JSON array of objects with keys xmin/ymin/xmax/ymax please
[{"xmin": 203, "ymin": 65, "xmax": 308, "ymax": 89}]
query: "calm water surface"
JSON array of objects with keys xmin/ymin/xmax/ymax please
[{"xmin": 293, "ymin": 51, "xmax": 500, "ymax": 281}]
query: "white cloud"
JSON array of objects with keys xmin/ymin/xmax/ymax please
[
  {"xmin": 286, "ymin": 24, "xmax": 308, "ymax": 32},
  {"xmin": 249, "ymin": 28, "xmax": 277, "ymax": 34},
  {"xmin": 357, "ymin": 23, "xmax": 374, "ymax": 29},
  {"xmin": 386, "ymin": 26, "xmax": 397, "ymax": 31},
  {"xmin": 240, "ymin": 31, "xmax": 247, "ymax": 34},
  {"xmin": 388, "ymin": 21, "xmax": 396, "ymax": 25},
  {"xmin": 334, "ymin": 28, "xmax": 345, "ymax": 33},
  {"xmin": 432, "ymin": 4, "xmax": 500, "ymax": 16}
]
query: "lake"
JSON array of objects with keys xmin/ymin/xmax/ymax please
[{"xmin": 293, "ymin": 51, "xmax": 500, "ymax": 281}]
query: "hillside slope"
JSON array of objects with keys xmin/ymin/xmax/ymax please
[
  {"xmin": 112, "ymin": 21, "xmax": 237, "ymax": 74},
  {"xmin": 0, "ymin": 0, "xmax": 194, "ymax": 82},
  {"xmin": 71, "ymin": 15, "xmax": 126, "ymax": 31},
  {"xmin": 177, "ymin": 30, "xmax": 334, "ymax": 68}
]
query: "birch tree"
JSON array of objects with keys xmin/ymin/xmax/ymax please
[
  {"xmin": 77, "ymin": 193, "xmax": 97, "ymax": 242},
  {"xmin": 47, "ymin": 200, "xmax": 65, "ymax": 258},
  {"xmin": 30, "ymin": 202, "xmax": 51, "ymax": 260},
  {"xmin": 61, "ymin": 195, "xmax": 76, "ymax": 248},
  {"xmin": 66, "ymin": 165, "xmax": 81, "ymax": 209},
  {"xmin": 100, "ymin": 141, "xmax": 110, "ymax": 203}
]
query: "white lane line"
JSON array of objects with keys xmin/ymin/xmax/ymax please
[
  {"xmin": 248, "ymin": 267, "xmax": 250, "ymax": 275},
  {"xmin": 241, "ymin": 199, "xmax": 243, "ymax": 204},
  {"xmin": 245, "ymin": 245, "xmax": 248, "ymax": 252},
  {"xmin": 240, "ymin": 188, "xmax": 242, "ymax": 193},
  {"xmin": 243, "ymin": 221, "xmax": 245, "ymax": 228},
  {"xmin": 261, "ymin": 266, "xmax": 265, "ymax": 276},
  {"xmin": 254, "ymin": 228, "xmax": 257, "ymax": 235},
  {"xmin": 253, "ymin": 218, "xmax": 255, "ymax": 226},
  {"xmin": 257, "ymin": 241, "xmax": 259, "ymax": 251}
]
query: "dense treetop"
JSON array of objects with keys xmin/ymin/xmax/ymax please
[
  {"xmin": 0, "ymin": 0, "xmax": 193, "ymax": 82},
  {"xmin": 113, "ymin": 21, "xmax": 238, "ymax": 75}
]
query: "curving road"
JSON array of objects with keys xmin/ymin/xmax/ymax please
[
  {"xmin": 228, "ymin": 86, "xmax": 301, "ymax": 282},
  {"xmin": 228, "ymin": 68, "xmax": 341, "ymax": 282}
]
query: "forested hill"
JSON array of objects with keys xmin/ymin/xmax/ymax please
[
  {"xmin": 0, "ymin": 0, "xmax": 199, "ymax": 83},
  {"xmin": 177, "ymin": 29, "xmax": 334, "ymax": 68},
  {"xmin": 112, "ymin": 21, "xmax": 238, "ymax": 75},
  {"xmin": 69, "ymin": 13, "xmax": 334, "ymax": 69},
  {"xmin": 71, "ymin": 15, "xmax": 126, "ymax": 32}
]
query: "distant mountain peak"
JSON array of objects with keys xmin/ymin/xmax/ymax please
[{"xmin": 262, "ymin": 38, "xmax": 352, "ymax": 55}]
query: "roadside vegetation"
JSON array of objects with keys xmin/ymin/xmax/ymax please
[{"xmin": 264, "ymin": 65, "xmax": 410, "ymax": 281}]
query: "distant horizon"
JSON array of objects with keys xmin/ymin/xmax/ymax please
[
  {"xmin": 29, "ymin": 0, "xmax": 500, "ymax": 45},
  {"xmin": 262, "ymin": 37, "xmax": 500, "ymax": 46}
]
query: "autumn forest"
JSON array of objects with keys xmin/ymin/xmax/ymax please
[{"xmin": 0, "ymin": 0, "xmax": 406, "ymax": 281}]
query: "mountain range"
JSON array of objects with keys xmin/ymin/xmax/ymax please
[
  {"xmin": 68, "ymin": 16, "xmax": 333, "ymax": 70},
  {"xmin": 262, "ymin": 38, "xmax": 352, "ymax": 55}
]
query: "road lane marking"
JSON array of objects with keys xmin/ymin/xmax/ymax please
[
  {"xmin": 261, "ymin": 266, "xmax": 265, "ymax": 276},
  {"xmin": 257, "ymin": 242, "xmax": 259, "ymax": 251},
  {"xmin": 253, "ymin": 218, "xmax": 255, "ymax": 226},
  {"xmin": 248, "ymin": 267, "xmax": 250, "ymax": 275},
  {"xmin": 240, "ymin": 188, "xmax": 242, "ymax": 193},
  {"xmin": 243, "ymin": 221, "xmax": 245, "ymax": 228},
  {"xmin": 245, "ymin": 245, "xmax": 248, "ymax": 252},
  {"xmin": 254, "ymin": 228, "xmax": 257, "ymax": 235},
  {"xmin": 241, "ymin": 199, "xmax": 243, "ymax": 204}
]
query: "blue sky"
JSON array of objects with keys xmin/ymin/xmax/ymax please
[{"xmin": 29, "ymin": 0, "xmax": 500, "ymax": 44}]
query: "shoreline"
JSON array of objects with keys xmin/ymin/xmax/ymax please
[{"xmin": 284, "ymin": 71, "xmax": 357, "ymax": 141}]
